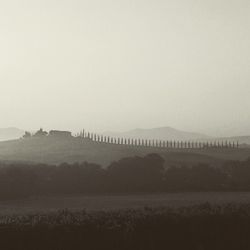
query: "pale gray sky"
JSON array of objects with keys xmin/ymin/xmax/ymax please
[{"xmin": 0, "ymin": 0, "xmax": 250, "ymax": 136}]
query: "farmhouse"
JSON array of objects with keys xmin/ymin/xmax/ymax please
[{"xmin": 49, "ymin": 130, "xmax": 72, "ymax": 138}]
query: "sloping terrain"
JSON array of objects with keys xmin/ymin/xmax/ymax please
[
  {"xmin": 104, "ymin": 126, "xmax": 210, "ymax": 141},
  {"xmin": 0, "ymin": 136, "xmax": 249, "ymax": 167}
]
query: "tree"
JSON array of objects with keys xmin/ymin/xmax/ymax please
[
  {"xmin": 107, "ymin": 154, "xmax": 165, "ymax": 192},
  {"xmin": 33, "ymin": 128, "xmax": 48, "ymax": 137},
  {"xmin": 22, "ymin": 131, "xmax": 31, "ymax": 139}
]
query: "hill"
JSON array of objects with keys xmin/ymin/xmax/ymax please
[
  {"xmin": 104, "ymin": 127, "xmax": 250, "ymax": 146},
  {"xmin": 0, "ymin": 127, "xmax": 25, "ymax": 141},
  {"xmin": 104, "ymin": 127, "xmax": 211, "ymax": 141},
  {"xmin": 0, "ymin": 136, "xmax": 249, "ymax": 167}
]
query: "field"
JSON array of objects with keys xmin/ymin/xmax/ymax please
[
  {"xmin": 1, "ymin": 192, "xmax": 250, "ymax": 215},
  {"xmin": 1, "ymin": 201, "xmax": 250, "ymax": 249}
]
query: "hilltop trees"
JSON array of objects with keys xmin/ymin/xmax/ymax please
[
  {"xmin": 33, "ymin": 128, "xmax": 48, "ymax": 137},
  {"xmin": 23, "ymin": 131, "xmax": 32, "ymax": 139},
  {"xmin": 22, "ymin": 128, "xmax": 48, "ymax": 138}
]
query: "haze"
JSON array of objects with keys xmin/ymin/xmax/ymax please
[{"xmin": 0, "ymin": 0, "xmax": 250, "ymax": 136}]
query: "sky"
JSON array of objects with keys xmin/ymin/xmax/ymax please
[{"xmin": 0, "ymin": 0, "xmax": 250, "ymax": 136}]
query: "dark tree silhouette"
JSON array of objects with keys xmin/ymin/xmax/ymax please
[
  {"xmin": 23, "ymin": 131, "xmax": 32, "ymax": 139},
  {"xmin": 33, "ymin": 128, "xmax": 48, "ymax": 137}
]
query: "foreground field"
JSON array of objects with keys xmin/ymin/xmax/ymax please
[
  {"xmin": 1, "ymin": 203, "xmax": 250, "ymax": 250},
  {"xmin": 1, "ymin": 192, "xmax": 250, "ymax": 215}
]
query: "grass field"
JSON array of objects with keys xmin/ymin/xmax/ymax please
[
  {"xmin": 1, "ymin": 192, "xmax": 250, "ymax": 215},
  {"xmin": 1, "ymin": 202, "xmax": 250, "ymax": 249}
]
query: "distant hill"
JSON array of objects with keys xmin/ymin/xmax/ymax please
[
  {"xmin": 104, "ymin": 127, "xmax": 250, "ymax": 146},
  {"xmin": 0, "ymin": 127, "xmax": 25, "ymax": 141},
  {"xmin": 104, "ymin": 127, "xmax": 211, "ymax": 141}
]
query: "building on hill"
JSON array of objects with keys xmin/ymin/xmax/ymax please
[{"xmin": 49, "ymin": 130, "xmax": 72, "ymax": 138}]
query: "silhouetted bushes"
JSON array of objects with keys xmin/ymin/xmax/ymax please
[
  {"xmin": 106, "ymin": 154, "xmax": 165, "ymax": 192},
  {"xmin": 1, "ymin": 154, "xmax": 250, "ymax": 199},
  {"xmin": 1, "ymin": 204, "xmax": 250, "ymax": 250}
]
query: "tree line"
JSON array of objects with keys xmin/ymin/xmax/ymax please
[
  {"xmin": 1, "ymin": 154, "xmax": 250, "ymax": 199},
  {"xmin": 77, "ymin": 129, "xmax": 238, "ymax": 149}
]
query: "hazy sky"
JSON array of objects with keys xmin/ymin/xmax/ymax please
[{"xmin": 0, "ymin": 0, "xmax": 250, "ymax": 136}]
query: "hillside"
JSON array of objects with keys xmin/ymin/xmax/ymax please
[
  {"xmin": 0, "ymin": 136, "xmax": 249, "ymax": 167},
  {"xmin": 104, "ymin": 127, "xmax": 211, "ymax": 141},
  {"xmin": 104, "ymin": 127, "xmax": 250, "ymax": 146}
]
